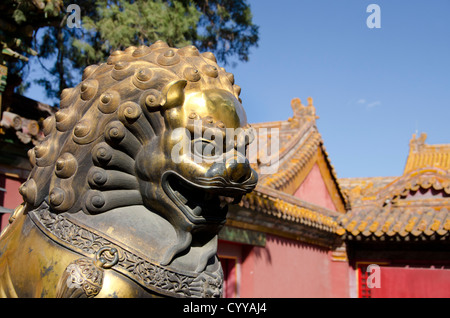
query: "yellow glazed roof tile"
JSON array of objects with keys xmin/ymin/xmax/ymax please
[
  {"xmin": 404, "ymin": 133, "xmax": 450, "ymax": 174},
  {"xmin": 337, "ymin": 134, "xmax": 450, "ymax": 241}
]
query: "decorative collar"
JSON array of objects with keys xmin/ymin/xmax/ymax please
[{"xmin": 28, "ymin": 205, "xmax": 222, "ymax": 298}]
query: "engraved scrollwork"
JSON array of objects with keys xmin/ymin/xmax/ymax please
[{"xmin": 31, "ymin": 207, "xmax": 222, "ymax": 298}]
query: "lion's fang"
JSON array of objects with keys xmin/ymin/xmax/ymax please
[
  {"xmin": 192, "ymin": 206, "xmax": 202, "ymax": 216},
  {"xmin": 219, "ymin": 200, "xmax": 227, "ymax": 209},
  {"xmin": 174, "ymin": 191, "xmax": 188, "ymax": 205}
]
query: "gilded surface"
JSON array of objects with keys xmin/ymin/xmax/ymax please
[{"xmin": 0, "ymin": 41, "xmax": 257, "ymax": 298}]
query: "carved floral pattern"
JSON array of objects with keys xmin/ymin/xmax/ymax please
[{"xmin": 31, "ymin": 207, "xmax": 222, "ymax": 298}]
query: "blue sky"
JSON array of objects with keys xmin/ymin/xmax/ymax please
[
  {"xmin": 230, "ymin": 0, "xmax": 450, "ymax": 178},
  {"xmin": 25, "ymin": 0, "xmax": 450, "ymax": 179}
]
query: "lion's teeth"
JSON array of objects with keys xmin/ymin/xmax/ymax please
[
  {"xmin": 219, "ymin": 195, "xmax": 234, "ymax": 204},
  {"xmin": 232, "ymin": 195, "xmax": 243, "ymax": 204},
  {"xmin": 174, "ymin": 191, "xmax": 188, "ymax": 204},
  {"xmin": 192, "ymin": 206, "xmax": 202, "ymax": 216},
  {"xmin": 220, "ymin": 200, "xmax": 227, "ymax": 209}
]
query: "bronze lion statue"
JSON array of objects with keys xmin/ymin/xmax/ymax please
[{"xmin": 0, "ymin": 41, "xmax": 257, "ymax": 298}]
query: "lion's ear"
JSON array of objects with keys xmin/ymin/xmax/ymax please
[{"xmin": 161, "ymin": 80, "xmax": 187, "ymax": 109}]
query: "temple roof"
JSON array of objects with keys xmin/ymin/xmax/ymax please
[
  {"xmin": 338, "ymin": 134, "xmax": 450, "ymax": 242},
  {"xmin": 228, "ymin": 184, "xmax": 343, "ymax": 248},
  {"xmin": 338, "ymin": 205, "xmax": 450, "ymax": 241},
  {"xmin": 248, "ymin": 97, "xmax": 347, "ymax": 213},
  {"xmin": 0, "ymin": 93, "xmax": 55, "ymax": 146},
  {"xmin": 225, "ymin": 97, "xmax": 348, "ymax": 247},
  {"xmin": 404, "ymin": 132, "xmax": 450, "ymax": 174}
]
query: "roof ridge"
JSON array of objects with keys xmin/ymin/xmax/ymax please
[{"xmin": 404, "ymin": 133, "xmax": 450, "ymax": 174}]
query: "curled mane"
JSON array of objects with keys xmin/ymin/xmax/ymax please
[{"xmin": 19, "ymin": 41, "xmax": 241, "ymax": 215}]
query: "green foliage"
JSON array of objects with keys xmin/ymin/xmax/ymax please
[
  {"xmin": 2, "ymin": 0, "xmax": 259, "ymax": 104},
  {"xmin": 0, "ymin": 0, "xmax": 64, "ymax": 97},
  {"xmin": 12, "ymin": 9, "xmax": 26, "ymax": 25},
  {"xmin": 81, "ymin": 0, "xmax": 201, "ymax": 52},
  {"xmin": 191, "ymin": 0, "xmax": 259, "ymax": 64}
]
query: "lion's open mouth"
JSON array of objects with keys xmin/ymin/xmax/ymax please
[{"xmin": 162, "ymin": 172, "xmax": 243, "ymax": 224}]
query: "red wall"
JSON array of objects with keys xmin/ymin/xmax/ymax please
[
  {"xmin": 294, "ymin": 163, "xmax": 337, "ymax": 211},
  {"xmin": 0, "ymin": 174, "xmax": 24, "ymax": 230},
  {"xmin": 218, "ymin": 241, "xmax": 243, "ymax": 298},
  {"xmin": 219, "ymin": 235, "xmax": 349, "ymax": 298},
  {"xmin": 217, "ymin": 163, "xmax": 350, "ymax": 297},
  {"xmin": 370, "ymin": 266, "xmax": 450, "ymax": 298}
]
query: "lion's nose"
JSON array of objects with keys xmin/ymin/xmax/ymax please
[{"xmin": 225, "ymin": 155, "xmax": 252, "ymax": 183}]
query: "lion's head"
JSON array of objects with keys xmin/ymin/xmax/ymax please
[{"xmin": 18, "ymin": 41, "xmax": 257, "ymax": 276}]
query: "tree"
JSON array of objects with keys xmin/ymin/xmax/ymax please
[
  {"xmin": 3, "ymin": 0, "xmax": 259, "ymax": 105},
  {"xmin": 190, "ymin": 0, "xmax": 259, "ymax": 64},
  {"xmin": 0, "ymin": 0, "xmax": 63, "ymax": 96}
]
